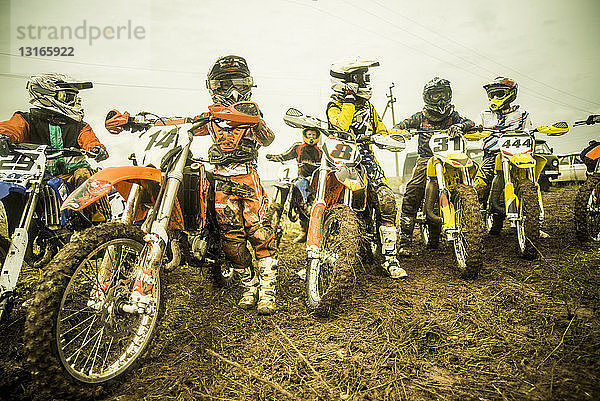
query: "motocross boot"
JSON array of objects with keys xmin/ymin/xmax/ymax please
[
  {"xmin": 379, "ymin": 225, "xmax": 408, "ymax": 279},
  {"xmin": 293, "ymin": 217, "xmax": 309, "ymax": 243},
  {"xmin": 397, "ymin": 215, "xmax": 416, "ymax": 257},
  {"xmin": 256, "ymin": 256, "xmax": 278, "ymax": 315},
  {"xmin": 237, "ymin": 267, "xmax": 259, "ymax": 309}
]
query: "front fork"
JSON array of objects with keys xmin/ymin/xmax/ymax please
[
  {"xmin": 0, "ymin": 181, "xmax": 41, "ymax": 320},
  {"xmin": 503, "ymin": 161, "xmax": 544, "ymax": 224},
  {"xmin": 434, "ymin": 161, "xmax": 456, "ymax": 237},
  {"xmin": 306, "ymin": 158, "xmax": 328, "ymax": 259}
]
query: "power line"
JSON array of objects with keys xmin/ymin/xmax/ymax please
[
  {"xmin": 0, "ymin": 51, "xmax": 315, "ymax": 82},
  {"xmin": 331, "ymin": 0, "xmax": 593, "ymax": 114},
  {"xmin": 369, "ymin": 0, "xmax": 600, "ymax": 109}
]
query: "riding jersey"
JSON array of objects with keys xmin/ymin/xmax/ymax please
[
  {"xmin": 393, "ymin": 108, "xmax": 475, "ymax": 158},
  {"xmin": 0, "ymin": 108, "xmax": 104, "ymax": 151},
  {"xmin": 326, "ymin": 99, "xmax": 388, "ymax": 186},
  {"xmin": 194, "ymin": 105, "xmax": 274, "ymax": 176},
  {"xmin": 480, "ymin": 105, "xmax": 532, "ymax": 153},
  {"xmin": 271, "ymin": 142, "xmax": 321, "ymax": 178}
]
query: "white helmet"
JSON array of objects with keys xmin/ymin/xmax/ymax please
[
  {"xmin": 26, "ymin": 73, "xmax": 92, "ymax": 122},
  {"xmin": 330, "ymin": 57, "xmax": 380, "ymax": 100}
]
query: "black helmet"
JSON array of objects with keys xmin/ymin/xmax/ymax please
[
  {"xmin": 423, "ymin": 77, "xmax": 452, "ymax": 116},
  {"xmin": 206, "ymin": 55, "xmax": 254, "ymax": 106}
]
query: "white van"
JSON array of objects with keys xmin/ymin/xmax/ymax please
[{"xmin": 556, "ymin": 153, "xmax": 587, "ymax": 183}]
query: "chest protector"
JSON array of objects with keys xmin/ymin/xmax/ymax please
[{"xmin": 207, "ymin": 121, "xmax": 258, "ymax": 166}]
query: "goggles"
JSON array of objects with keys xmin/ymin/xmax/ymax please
[
  {"xmin": 487, "ymin": 87, "xmax": 510, "ymax": 99},
  {"xmin": 428, "ymin": 91, "xmax": 450, "ymax": 102},
  {"xmin": 56, "ymin": 90, "xmax": 79, "ymax": 106},
  {"xmin": 349, "ymin": 72, "xmax": 370, "ymax": 86},
  {"xmin": 207, "ymin": 77, "xmax": 254, "ymax": 94}
]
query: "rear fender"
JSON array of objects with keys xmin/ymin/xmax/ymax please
[{"xmin": 61, "ymin": 166, "xmax": 162, "ymax": 211}]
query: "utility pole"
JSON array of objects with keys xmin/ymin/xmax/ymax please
[{"xmin": 381, "ymin": 83, "xmax": 399, "ymax": 177}]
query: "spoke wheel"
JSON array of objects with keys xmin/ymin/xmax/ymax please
[
  {"xmin": 305, "ymin": 204, "xmax": 360, "ymax": 317},
  {"xmin": 515, "ymin": 179, "xmax": 540, "ymax": 260},
  {"xmin": 452, "ymin": 184, "xmax": 484, "ymax": 279},
  {"xmin": 26, "ymin": 222, "xmax": 163, "ymax": 398}
]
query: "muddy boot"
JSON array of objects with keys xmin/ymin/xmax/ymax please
[
  {"xmin": 397, "ymin": 215, "xmax": 415, "ymax": 257},
  {"xmin": 293, "ymin": 232, "xmax": 307, "ymax": 243},
  {"xmin": 293, "ymin": 218, "xmax": 308, "ymax": 244},
  {"xmin": 379, "ymin": 225, "xmax": 408, "ymax": 279},
  {"xmin": 236, "ymin": 267, "xmax": 258, "ymax": 310},
  {"xmin": 256, "ymin": 256, "xmax": 278, "ymax": 315}
]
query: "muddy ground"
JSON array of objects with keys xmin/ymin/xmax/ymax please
[{"xmin": 1, "ymin": 186, "xmax": 599, "ymax": 400}]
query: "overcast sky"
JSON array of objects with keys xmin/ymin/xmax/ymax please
[{"xmin": 1, "ymin": 0, "xmax": 599, "ymax": 179}]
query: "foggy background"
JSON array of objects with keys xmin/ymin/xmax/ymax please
[{"xmin": 1, "ymin": 0, "xmax": 599, "ymax": 179}]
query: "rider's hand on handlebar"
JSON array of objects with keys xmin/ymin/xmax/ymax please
[
  {"xmin": 448, "ymin": 123, "xmax": 464, "ymax": 138},
  {"xmin": 90, "ymin": 145, "xmax": 109, "ymax": 162},
  {"xmin": 266, "ymin": 154, "xmax": 284, "ymax": 162},
  {"xmin": 355, "ymin": 134, "xmax": 370, "ymax": 143},
  {"xmin": 0, "ymin": 134, "xmax": 12, "ymax": 156},
  {"xmin": 586, "ymin": 114, "xmax": 600, "ymax": 125}
]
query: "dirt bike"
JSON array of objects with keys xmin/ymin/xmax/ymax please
[
  {"xmin": 573, "ymin": 115, "xmax": 600, "ymax": 241},
  {"xmin": 0, "ymin": 144, "xmax": 99, "ymax": 323},
  {"xmin": 266, "ymin": 160, "xmax": 319, "ymax": 247},
  {"xmin": 475, "ymin": 121, "xmax": 569, "ymax": 259},
  {"xmin": 25, "ymin": 102, "xmax": 260, "ymax": 396},
  {"xmin": 407, "ymin": 129, "xmax": 484, "ymax": 278},
  {"xmin": 283, "ymin": 108, "xmax": 406, "ymax": 316}
]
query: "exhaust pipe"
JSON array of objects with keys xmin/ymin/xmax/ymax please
[{"xmin": 424, "ymin": 179, "xmax": 442, "ymax": 225}]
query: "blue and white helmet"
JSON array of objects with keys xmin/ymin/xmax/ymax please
[
  {"xmin": 26, "ymin": 73, "xmax": 92, "ymax": 122},
  {"xmin": 330, "ymin": 57, "xmax": 380, "ymax": 100}
]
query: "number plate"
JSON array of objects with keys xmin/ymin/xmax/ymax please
[
  {"xmin": 134, "ymin": 125, "xmax": 189, "ymax": 167},
  {"xmin": 428, "ymin": 133, "xmax": 465, "ymax": 157},
  {"xmin": 499, "ymin": 134, "xmax": 534, "ymax": 156},
  {"xmin": 323, "ymin": 137, "xmax": 358, "ymax": 165}
]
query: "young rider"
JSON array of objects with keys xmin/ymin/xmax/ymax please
[
  {"xmin": 266, "ymin": 127, "xmax": 322, "ymax": 243},
  {"xmin": 0, "ymin": 73, "xmax": 111, "ymax": 234},
  {"xmin": 196, "ymin": 55, "xmax": 279, "ymax": 315},
  {"xmin": 326, "ymin": 57, "xmax": 407, "ymax": 279},
  {"xmin": 394, "ymin": 77, "xmax": 475, "ymax": 256},
  {"xmin": 473, "ymin": 77, "xmax": 533, "ymax": 215}
]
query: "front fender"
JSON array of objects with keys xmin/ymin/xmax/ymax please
[
  {"xmin": 0, "ymin": 182, "xmax": 26, "ymax": 200},
  {"xmin": 62, "ymin": 166, "xmax": 162, "ymax": 211}
]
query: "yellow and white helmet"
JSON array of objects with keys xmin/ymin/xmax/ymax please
[
  {"xmin": 330, "ymin": 57, "xmax": 380, "ymax": 100},
  {"xmin": 26, "ymin": 73, "xmax": 92, "ymax": 122},
  {"xmin": 483, "ymin": 76, "xmax": 518, "ymax": 111}
]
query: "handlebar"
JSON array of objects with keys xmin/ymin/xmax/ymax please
[{"xmin": 574, "ymin": 114, "xmax": 600, "ymax": 126}]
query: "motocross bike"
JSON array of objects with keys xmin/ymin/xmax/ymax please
[
  {"xmin": 283, "ymin": 108, "xmax": 405, "ymax": 317},
  {"xmin": 25, "ymin": 102, "xmax": 259, "ymax": 396},
  {"xmin": 0, "ymin": 144, "xmax": 99, "ymax": 323},
  {"xmin": 266, "ymin": 161, "xmax": 320, "ymax": 247},
  {"xmin": 406, "ymin": 129, "xmax": 484, "ymax": 278},
  {"xmin": 573, "ymin": 114, "xmax": 600, "ymax": 241},
  {"xmin": 476, "ymin": 121, "xmax": 569, "ymax": 259}
]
